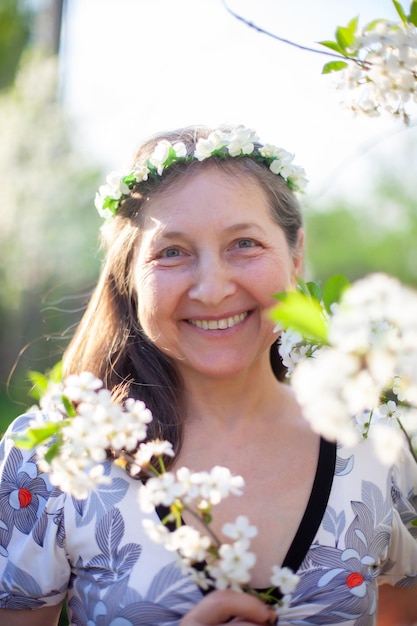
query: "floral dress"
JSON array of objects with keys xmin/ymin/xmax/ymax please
[{"xmin": 0, "ymin": 413, "xmax": 417, "ymax": 625}]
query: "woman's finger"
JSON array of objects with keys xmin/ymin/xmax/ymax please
[{"xmin": 180, "ymin": 589, "xmax": 277, "ymax": 625}]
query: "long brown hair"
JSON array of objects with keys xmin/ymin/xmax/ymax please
[{"xmin": 63, "ymin": 125, "xmax": 304, "ymax": 465}]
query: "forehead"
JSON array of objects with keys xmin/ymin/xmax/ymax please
[{"xmin": 140, "ymin": 166, "xmax": 273, "ymax": 231}]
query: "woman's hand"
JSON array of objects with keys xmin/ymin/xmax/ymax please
[
  {"xmin": 377, "ymin": 584, "xmax": 417, "ymax": 626},
  {"xmin": 180, "ymin": 589, "xmax": 277, "ymax": 626}
]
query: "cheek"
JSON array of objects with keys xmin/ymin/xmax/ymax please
[
  {"xmin": 254, "ymin": 257, "xmax": 295, "ymax": 301},
  {"xmin": 135, "ymin": 267, "xmax": 160, "ymax": 331}
]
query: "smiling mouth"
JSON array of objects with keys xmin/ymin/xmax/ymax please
[{"xmin": 189, "ymin": 312, "xmax": 248, "ymax": 330}]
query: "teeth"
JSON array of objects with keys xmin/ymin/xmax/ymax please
[{"xmin": 190, "ymin": 312, "xmax": 248, "ymax": 330}]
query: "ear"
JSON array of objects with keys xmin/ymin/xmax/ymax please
[{"xmin": 292, "ymin": 227, "xmax": 304, "ymax": 279}]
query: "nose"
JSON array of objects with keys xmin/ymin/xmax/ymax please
[{"xmin": 188, "ymin": 255, "xmax": 236, "ymax": 305}]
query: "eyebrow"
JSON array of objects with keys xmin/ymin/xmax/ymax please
[{"xmin": 156, "ymin": 223, "xmax": 265, "ymax": 239}]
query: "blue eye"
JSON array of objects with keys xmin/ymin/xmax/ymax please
[
  {"xmin": 162, "ymin": 248, "xmax": 181, "ymax": 258},
  {"xmin": 237, "ymin": 239, "xmax": 255, "ymax": 248}
]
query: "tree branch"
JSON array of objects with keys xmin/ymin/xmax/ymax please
[{"xmin": 222, "ymin": 0, "xmax": 347, "ymax": 60}]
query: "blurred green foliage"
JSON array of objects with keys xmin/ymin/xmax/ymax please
[
  {"xmin": 304, "ymin": 168, "xmax": 417, "ymax": 287},
  {"xmin": 0, "ymin": 50, "xmax": 102, "ymax": 437},
  {"xmin": 0, "ymin": 0, "xmax": 32, "ymax": 89}
]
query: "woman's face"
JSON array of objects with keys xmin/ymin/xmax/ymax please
[{"xmin": 133, "ymin": 167, "xmax": 303, "ymax": 382}]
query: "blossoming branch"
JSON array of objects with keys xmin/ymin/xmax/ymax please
[
  {"xmin": 13, "ymin": 371, "xmax": 299, "ymax": 612},
  {"xmin": 272, "ymin": 273, "xmax": 417, "ymax": 463},
  {"xmin": 320, "ymin": 0, "xmax": 417, "ymax": 122}
]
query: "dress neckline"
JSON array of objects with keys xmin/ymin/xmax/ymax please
[{"xmin": 156, "ymin": 436, "xmax": 337, "ymax": 596}]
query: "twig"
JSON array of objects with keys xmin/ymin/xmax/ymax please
[
  {"xmin": 398, "ymin": 419, "xmax": 417, "ymax": 463},
  {"xmin": 222, "ymin": 0, "xmax": 347, "ymax": 60}
]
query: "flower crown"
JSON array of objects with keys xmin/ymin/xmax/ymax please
[{"xmin": 95, "ymin": 126, "xmax": 308, "ymax": 220}]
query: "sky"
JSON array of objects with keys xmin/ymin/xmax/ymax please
[{"xmin": 60, "ymin": 0, "xmax": 417, "ymax": 204}]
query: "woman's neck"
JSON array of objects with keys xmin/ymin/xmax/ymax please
[{"xmin": 181, "ymin": 360, "xmax": 289, "ymax": 430}]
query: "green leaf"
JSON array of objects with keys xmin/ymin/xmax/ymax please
[
  {"xmin": 409, "ymin": 0, "xmax": 417, "ymax": 25},
  {"xmin": 270, "ymin": 291, "xmax": 328, "ymax": 343},
  {"xmin": 305, "ymin": 281, "xmax": 322, "ymax": 302},
  {"xmin": 62, "ymin": 394, "xmax": 77, "ymax": 417},
  {"xmin": 102, "ymin": 196, "xmax": 120, "ymax": 216},
  {"xmin": 122, "ymin": 172, "xmax": 137, "ymax": 186},
  {"xmin": 322, "ymin": 61, "xmax": 349, "ymax": 74},
  {"xmin": 318, "ymin": 39, "xmax": 347, "ymax": 55},
  {"xmin": 27, "ymin": 370, "xmax": 49, "ymax": 400},
  {"xmin": 347, "ymin": 16, "xmax": 359, "ymax": 34},
  {"xmin": 49, "ymin": 361, "xmax": 63, "ymax": 383},
  {"xmin": 392, "ymin": 0, "xmax": 408, "ymax": 23},
  {"xmin": 13, "ymin": 423, "xmax": 60, "ymax": 449},
  {"xmin": 44, "ymin": 441, "xmax": 61, "ymax": 464},
  {"xmin": 295, "ymin": 277, "xmax": 314, "ymax": 298},
  {"xmin": 336, "ymin": 20, "xmax": 358, "ymax": 52},
  {"xmin": 322, "ymin": 274, "xmax": 350, "ymax": 314},
  {"xmin": 364, "ymin": 18, "xmax": 387, "ymax": 32}
]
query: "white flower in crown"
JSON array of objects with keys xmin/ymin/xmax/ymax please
[
  {"xmin": 132, "ymin": 163, "xmax": 150, "ymax": 183},
  {"xmin": 287, "ymin": 164, "xmax": 309, "ymax": 191},
  {"xmin": 95, "ymin": 171, "xmax": 130, "ymax": 218},
  {"xmin": 95, "ymin": 127, "xmax": 308, "ymax": 220},
  {"xmin": 260, "ymin": 144, "xmax": 294, "ymax": 165},
  {"xmin": 226, "ymin": 126, "xmax": 258, "ymax": 156},
  {"xmin": 194, "ymin": 130, "xmax": 228, "ymax": 160},
  {"xmin": 149, "ymin": 139, "xmax": 187, "ymax": 175}
]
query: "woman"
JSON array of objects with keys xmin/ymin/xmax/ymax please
[{"xmin": 0, "ymin": 125, "xmax": 416, "ymax": 625}]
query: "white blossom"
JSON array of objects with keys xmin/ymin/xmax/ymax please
[
  {"xmin": 197, "ymin": 466, "xmax": 245, "ymax": 505},
  {"xmin": 368, "ymin": 422, "xmax": 406, "ymax": 465},
  {"xmin": 167, "ymin": 526, "xmax": 212, "ymax": 562},
  {"xmin": 175, "ymin": 466, "xmax": 205, "ymax": 502},
  {"xmin": 215, "ymin": 540, "xmax": 256, "ymax": 585},
  {"xmin": 222, "ymin": 515, "xmax": 258, "ymax": 542},
  {"xmin": 289, "ymin": 273, "xmax": 417, "ymax": 462},
  {"xmin": 330, "ymin": 20, "xmax": 417, "ymax": 122},
  {"xmin": 270, "ymin": 566, "xmax": 300, "ymax": 594},
  {"xmin": 142, "ymin": 518, "xmax": 170, "ymax": 544},
  {"xmin": 130, "ymin": 439, "xmax": 174, "ymax": 474},
  {"xmin": 63, "ymin": 371, "xmax": 103, "ymax": 403},
  {"xmin": 138, "ymin": 472, "xmax": 184, "ymax": 513}
]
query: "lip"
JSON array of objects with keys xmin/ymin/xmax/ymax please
[{"xmin": 187, "ymin": 311, "xmax": 250, "ymax": 330}]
